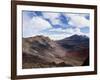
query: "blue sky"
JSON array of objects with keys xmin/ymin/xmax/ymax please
[{"xmin": 22, "ymin": 10, "xmax": 90, "ymax": 40}]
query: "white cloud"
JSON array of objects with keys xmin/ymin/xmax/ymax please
[
  {"xmin": 48, "ymin": 28, "xmax": 74, "ymax": 33},
  {"xmin": 42, "ymin": 12, "xmax": 60, "ymax": 19},
  {"xmin": 73, "ymin": 28, "xmax": 89, "ymax": 37},
  {"xmin": 30, "ymin": 17, "xmax": 52, "ymax": 31},
  {"xmin": 42, "ymin": 12, "xmax": 61, "ymax": 25},
  {"xmin": 64, "ymin": 14, "xmax": 90, "ymax": 28},
  {"xmin": 23, "ymin": 16, "xmax": 52, "ymax": 37},
  {"xmin": 48, "ymin": 34, "xmax": 72, "ymax": 40}
]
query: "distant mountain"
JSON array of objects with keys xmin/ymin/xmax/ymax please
[
  {"xmin": 22, "ymin": 35, "xmax": 89, "ymax": 69},
  {"xmin": 57, "ymin": 34, "xmax": 89, "ymax": 51}
]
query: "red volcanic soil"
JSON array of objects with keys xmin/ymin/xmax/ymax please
[
  {"xmin": 64, "ymin": 48, "xmax": 89, "ymax": 66},
  {"xmin": 67, "ymin": 48, "xmax": 89, "ymax": 59}
]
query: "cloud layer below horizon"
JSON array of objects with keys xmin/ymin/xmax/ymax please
[{"xmin": 22, "ymin": 11, "xmax": 90, "ymax": 40}]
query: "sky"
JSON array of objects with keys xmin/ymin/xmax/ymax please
[{"xmin": 22, "ymin": 10, "xmax": 90, "ymax": 40}]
